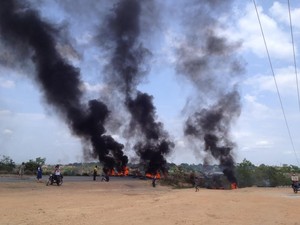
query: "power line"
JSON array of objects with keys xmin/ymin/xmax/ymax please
[
  {"xmin": 252, "ymin": 0, "xmax": 300, "ymax": 166},
  {"xmin": 287, "ymin": 0, "xmax": 300, "ymax": 112}
]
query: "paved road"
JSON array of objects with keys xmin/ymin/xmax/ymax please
[{"xmin": 0, "ymin": 175, "xmax": 142, "ymax": 183}]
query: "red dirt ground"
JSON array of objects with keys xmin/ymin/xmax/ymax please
[{"xmin": 0, "ymin": 175, "xmax": 299, "ymax": 225}]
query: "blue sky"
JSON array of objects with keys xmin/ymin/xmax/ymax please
[{"xmin": 1, "ymin": 0, "xmax": 300, "ymax": 166}]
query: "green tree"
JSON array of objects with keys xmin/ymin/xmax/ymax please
[
  {"xmin": 255, "ymin": 164, "xmax": 290, "ymax": 187},
  {"xmin": 35, "ymin": 157, "xmax": 46, "ymax": 166},
  {"xmin": 24, "ymin": 157, "xmax": 46, "ymax": 174},
  {"xmin": 235, "ymin": 159, "xmax": 256, "ymax": 187},
  {"xmin": 289, "ymin": 165, "xmax": 300, "ymax": 173},
  {"xmin": 0, "ymin": 155, "xmax": 16, "ymax": 172}
]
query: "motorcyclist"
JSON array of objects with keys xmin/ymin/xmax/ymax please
[
  {"xmin": 291, "ymin": 173, "xmax": 299, "ymax": 189},
  {"xmin": 46, "ymin": 165, "xmax": 63, "ymax": 186},
  {"xmin": 54, "ymin": 164, "xmax": 62, "ymax": 181}
]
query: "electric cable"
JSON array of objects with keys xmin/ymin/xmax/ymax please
[
  {"xmin": 287, "ymin": 0, "xmax": 300, "ymax": 112},
  {"xmin": 253, "ymin": 0, "xmax": 300, "ymax": 165}
]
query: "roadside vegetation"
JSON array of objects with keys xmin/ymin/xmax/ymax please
[{"xmin": 0, "ymin": 155, "xmax": 298, "ymax": 188}]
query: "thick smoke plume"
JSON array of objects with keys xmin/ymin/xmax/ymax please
[
  {"xmin": 100, "ymin": 0, "xmax": 174, "ymax": 174},
  {"xmin": 185, "ymin": 92, "xmax": 241, "ymax": 183},
  {"xmin": 175, "ymin": 0, "xmax": 243, "ymax": 183},
  {"xmin": 0, "ymin": 0, "xmax": 127, "ymax": 171},
  {"xmin": 0, "ymin": 0, "xmax": 244, "ymax": 180}
]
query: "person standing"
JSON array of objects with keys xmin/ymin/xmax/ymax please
[
  {"xmin": 93, "ymin": 165, "xmax": 98, "ymax": 181},
  {"xmin": 194, "ymin": 176, "xmax": 200, "ymax": 192},
  {"xmin": 36, "ymin": 165, "xmax": 43, "ymax": 182},
  {"xmin": 19, "ymin": 162, "xmax": 25, "ymax": 178},
  {"xmin": 152, "ymin": 175, "xmax": 157, "ymax": 188}
]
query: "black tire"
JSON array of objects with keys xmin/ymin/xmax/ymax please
[
  {"xmin": 56, "ymin": 176, "xmax": 63, "ymax": 186},
  {"xmin": 294, "ymin": 188, "xmax": 298, "ymax": 193},
  {"xmin": 46, "ymin": 177, "xmax": 53, "ymax": 186}
]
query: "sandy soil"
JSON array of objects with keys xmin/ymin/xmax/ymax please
[{"xmin": 0, "ymin": 175, "xmax": 299, "ymax": 225}]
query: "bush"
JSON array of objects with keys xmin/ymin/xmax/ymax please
[
  {"xmin": 160, "ymin": 171, "xmax": 194, "ymax": 189},
  {"xmin": 0, "ymin": 155, "xmax": 15, "ymax": 173}
]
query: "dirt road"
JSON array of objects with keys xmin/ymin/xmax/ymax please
[{"xmin": 0, "ymin": 175, "xmax": 299, "ymax": 225}]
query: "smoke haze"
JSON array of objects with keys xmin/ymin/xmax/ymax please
[
  {"xmin": 0, "ymin": 0, "xmax": 128, "ymax": 171},
  {"xmin": 175, "ymin": 0, "xmax": 243, "ymax": 182},
  {"xmin": 99, "ymin": 0, "xmax": 174, "ymax": 174},
  {"xmin": 0, "ymin": 0, "xmax": 244, "ymax": 179}
]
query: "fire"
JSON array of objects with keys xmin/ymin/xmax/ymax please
[
  {"xmin": 231, "ymin": 182, "xmax": 237, "ymax": 189},
  {"xmin": 145, "ymin": 172, "xmax": 161, "ymax": 179},
  {"xmin": 124, "ymin": 167, "xmax": 129, "ymax": 176},
  {"xmin": 109, "ymin": 169, "xmax": 116, "ymax": 176},
  {"xmin": 108, "ymin": 167, "xmax": 129, "ymax": 176}
]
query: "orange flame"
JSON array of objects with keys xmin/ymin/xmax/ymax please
[
  {"xmin": 124, "ymin": 167, "xmax": 129, "ymax": 176},
  {"xmin": 109, "ymin": 167, "xmax": 129, "ymax": 176},
  {"xmin": 109, "ymin": 169, "xmax": 116, "ymax": 176},
  {"xmin": 145, "ymin": 172, "xmax": 161, "ymax": 179},
  {"xmin": 231, "ymin": 183, "xmax": 237, "ymax": 189}
]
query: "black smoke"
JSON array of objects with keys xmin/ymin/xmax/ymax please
[
  {"xmin": 127, "ymin": 92, "xmax": 174, "ymax": 174},
  {"xmin": 175, "ymin": 0, "xmax": 243, "ymax": 183},
  {"xmin": 100, "ymin": 0, "xmax": 174, "ymax": 174},
  {"xmin": 0, "ymin": 0, "xmax": 127, "ymax": 171},
  {"xmin": 185, "ymin": 92, "xmax": 241, "ymax": 183}
]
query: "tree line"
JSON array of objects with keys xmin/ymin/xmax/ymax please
[
  {"xmin": 0, "ymin": 155, "xmax": 299, "ymax": 187},
  {"xmin": 168, "ymin": 159, "xmax": 299, "ymax": 188}
]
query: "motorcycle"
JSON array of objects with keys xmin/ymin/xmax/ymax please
[
  {"xmin": 46, "ymin": 174, "xmax": 63, "ymax": 186},
  {"xmin": 292, "ymin": 182, "xmax": 300, "ymax": 193}
]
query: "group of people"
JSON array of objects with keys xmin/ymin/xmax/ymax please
[
  {"xmin": 17, "ymin": 163, "xmax": 300, "ymax": 189},
  {"xmin": 19, "ymin": 162, "xmax": 42, "ymax": 181},
  {"xmin": 18, "ymin": 163, "xmax": 105, "ymax": 183},
  {"xmin": 18, "ymin": 163, "xmax": 59, "ymax": 182}
]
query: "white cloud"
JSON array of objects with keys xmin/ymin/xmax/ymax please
[
  {"xmin": 159, "ymin": 29, "xmax": 181, "ymax": 65},
  {"xmin": 0, "ymin": 79, "xmax": 15, "ymax": 88},
  {"xmin": 242, "ymin": 94, "xmax": 272, "ymax": 119},
  {"xmin": 0, "ymin": 110, "xmax": 12, "ymax": 116},
  {"xmin": 228, "ymin": 3, "xmax": 294, "ymax": 60},
  {"xmin": 244, "ymin": 68, "xmax": 299, "ymax": 96},
  {"xmin": 238, "ymin": 139, "xmax": 273, "ymax": 153},
  {"xmin": 2, "ymin": 129, "xmax": 13, "ymax": 135},
  {"xmin": 80, "ymin": 82, "xmax": 107, "ymax": 93},
  {"xmin": 75, "ymin": 32, "xmax": 94, "ymax": 45},
  {"xmin": 269, "ymin": 2, "xmax": 289, "ymax": 25},
  {"xmin": 270, "ymin": 2, "xmax": 300, "ymax": 29},
  {"xmin": 255, "ymin": 140, "xmax": 273, "ymax": 148},
  {"xmin": 0, "ymin": 111, "xmax": 82, "ymax": 164}
]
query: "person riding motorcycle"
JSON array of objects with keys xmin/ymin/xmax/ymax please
[
  {"xmin": 46, "ymin": 164, "xmax": 63, "ymax": 186},
  {"xmin": 54, "ymin": 165, "xmax": 62, "ymax": 181},
  {"xmin": 291, "ymin": 173, "xmax": 299, "ymax": 188}
]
